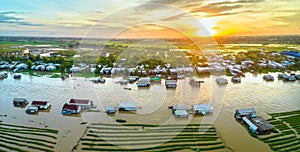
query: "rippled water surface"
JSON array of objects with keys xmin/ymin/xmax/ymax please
[{"xmin": 0, "ymin": 72, "xmax": 299, "ymax": 151}]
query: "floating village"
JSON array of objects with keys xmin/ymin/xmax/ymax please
[{"xmin": 1, "ymin": 38, "xmax": 300, "ymax": 151}]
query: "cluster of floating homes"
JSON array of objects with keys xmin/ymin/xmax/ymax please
[
  {"xmin": 12, "ymin": 98, "xmax": 51, "ymax": 114},
  {"xmin": 0, "ymin": 61, "xmax": 60, "ymax": 72},
  {"xmin": 61, "ymin": 99, "xmax": 94, "ymax": 114},
  {"xmin": 103, "ymin": 102, "xmax": 214, "ymax": 118},
  {"xmin": 169, "ymin": 104, "xmax": 214, "ymax": 118},
  {"xmin": 235, "ymin": 108, "xmax": 274, "ymax": 135}
]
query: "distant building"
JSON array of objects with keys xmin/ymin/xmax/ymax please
[{"xmin": 118, "ymin": 102, "xmax": 137, "ymax": 111}]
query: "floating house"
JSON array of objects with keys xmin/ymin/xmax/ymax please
[
  {"xmin": 61, "ymin": 103, "xmax": 81, "ymax": 114},
  {"xmin": 263, "ymin": 75, "xmax": 274, "ymax": 81},
  {"xmin": 129, "ymin": 76, "xmax": 139, "ymax": 83},
  {"xmin": 216, "ymin": 78, "xmax": 228, "ymax": 85},
  {"xmin": 252, "ymin": 116, "xmax": 275, "ymax": 134},
  {"xmin": 13, "ymin": 74, "xmax": 21, "ymax": 79},
  {"xmin": 242, "ymin": 117, "xmax": 258, "ymax": 134},
  {"xmin": 189, "ymin": 78, "xmax": 203, "ymax": 86},
  {"xmin": 137, "ymin": 78, "xmax": 151, "ymax": 87},
  {"xmin": 69, "ymin": 99, "xmax": 93, "ymax": 109},
  {"xmin": 235, "ymin": 108, "xmax": 274, "ymax": 135},
  {"xmin": 191, "ymin": 104, "xmax": 213, "ymax": 115},
  {"xmin": 105, "ymin": 106, "xmax": 116, "ymax": 114},
  {"xmin": 234, "ymin": 108, "xmax": 257, "ymax": 120},
  {"xmin": 118, "ymin": 102, "xmax": 137, "ymax": 111},
  {"xmin": 13, "ymin": 98, "xmax": 28, "ymax": 107},
  {"xmin": 26, "ymin": 106, "xmax": 38, "ymax": 114},
  {"xmin": 171, "ymin": 105, "xmax": 188, "ymax": 118},
  {"xmin": 31, "ymin": 101, "xmax": 51, "ymax": 110},
  {"xmin": 0, "ymin": 72, "xmax": 8, "ymax": 79},
  {"xmin": 231, "ymin": 77, "xmax": 241, "ymax": 83},
  {"xmin": 119, "ymin": 79, "xmax": 128, "ymax": 84},
  {"xmin": 165, "ymin": 80, "xmax": 177, "ymax": 88},
  {"xmin": 92, "ymin": 77, "xmax": 105, "ymax": 83}
]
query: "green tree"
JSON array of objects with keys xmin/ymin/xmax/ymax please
[{"xmin": 26, "ymin": 59, "xmax": 33, "ymax": 69}]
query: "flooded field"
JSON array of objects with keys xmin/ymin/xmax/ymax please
[{"xmin": 0, "ymin": 72, "xmax": 299, "ymax": 151}]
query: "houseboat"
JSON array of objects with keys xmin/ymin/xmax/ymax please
[
  {"xmin": 13, "ymin": 98, "xmax": 28, "ymax": 107},
  {"xmin": 31, "ymin": 101, "xmax": 51, "ymax": 110},
  {"xmin": 234, "ymin": 108, "xmax": 256, "ymax": 120},
  {"xmin": 165, "ymin": 80, "xmax": 177, "ymax": 88},
  {"xmin": 263, "ymin": 75, "xmax": 274, "ymax": 81},
  {"xmin": 235, "ymin": 108, "xmax": 274, "ymax": 135},
  {"xmin": 129, "ymin": 76, "xmax": 139, "ymax": 83},
  {"xmin": 119, "ymin": 79, "xmax": 128, "ymax": 85},
  {"xmin": 69, "ymin": 99, "xmax": 93, "ymax": 109},
  {"xmin": 0, "ymin": 72, "xmax": 8, "ymax": 79},
  {"xmin": 191, "ymin": 104, "xmax": 213, "ymax": 115},
  {"xmin": 189, "ymin": 78, "xmax": 203, "ymax": 86},
  {"xmin": 231, "ymin": 77, "xmax": 241, "ymax": 83},
  {"xmin": 105, "ymin": 106, "xmax": 116, "ymax": 114},
  {"xmin": 61, "ymin": 103, "xmax": 81, "ymax": 114},
  {"xmin": 171, "ymin": 105, "xmax": 188, "ymax": 118},
  {"xmin": 277, "ymin": 73, "xmax": 289, "ymax": 80},
  {"xmin": 118, "ymin": 102, "xmax": 137, "ymax": 111},
  {"xmin": 92, "ymin": 77, "xmax": 105, "ymax": 83},
  {"xmin": 13, "ymin": 74, "xmax": 21, "ymax": 79},
  {"xmin": 26, "ymin": 106, "xmax": 38, "ymax": 114},
  {"xmin": 216, "ymin": 78, "xmax": 228, "ymax": 85},
  {"xmin": 137, "ymin": 78, "xmax": 151, "ymax": 87},
  {"xmin": 150, "ymin": 77, "xmax": 161, "ymax": 83}
]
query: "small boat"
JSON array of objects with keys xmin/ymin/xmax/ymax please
[
  {"xmin": 263, "ymin": 75, "xmax": 274, "ymax": 81},
  {"xmin": 123, "ymin": 87, "xmax": 131, "ymax": 90}
]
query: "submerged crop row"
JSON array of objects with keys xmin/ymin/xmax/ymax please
[
  {"xmin": 75, "ymin": 123, "xmax": 228, "ymax": 152},
  {"xmin": 254, "ymin": 110, "xmax": 300, "ymax": 152},
  {"xmin": 0, "ymin": 123, "xmax": 59, "ymax": 152}
]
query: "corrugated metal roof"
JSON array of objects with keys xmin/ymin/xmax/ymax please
[
  {"xmin": 242, "ymin": 117, "xmax": 258, "ymax": 130},
  {"xmin": 118, "ymin": 102, "xmax": 137, "ymax": 108}
]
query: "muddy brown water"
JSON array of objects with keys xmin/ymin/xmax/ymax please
[{"xmin": 0, "ymin": 72, "xmax": 299, "ymax": 151}]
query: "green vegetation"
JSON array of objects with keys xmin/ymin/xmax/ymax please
[
  {"xmin": 76, "ymin": 123, "xmax": 228, "ymax": 151},
  {"xmin": 0, "ymin": 123, "xmax": 58, "ymax": 152},
  {"xmin": 250, "ymin": 110, "xmax": 300, "ymax": 152}
]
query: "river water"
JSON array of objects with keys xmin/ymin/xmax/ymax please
[{"xmin": 0, "ymin": 72, "xmax": 299, "ymax": 152}]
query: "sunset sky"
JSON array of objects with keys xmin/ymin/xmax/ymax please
[{"xmin": 0, "ymin": 0, "xmax": 299, "ymax": 38}]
